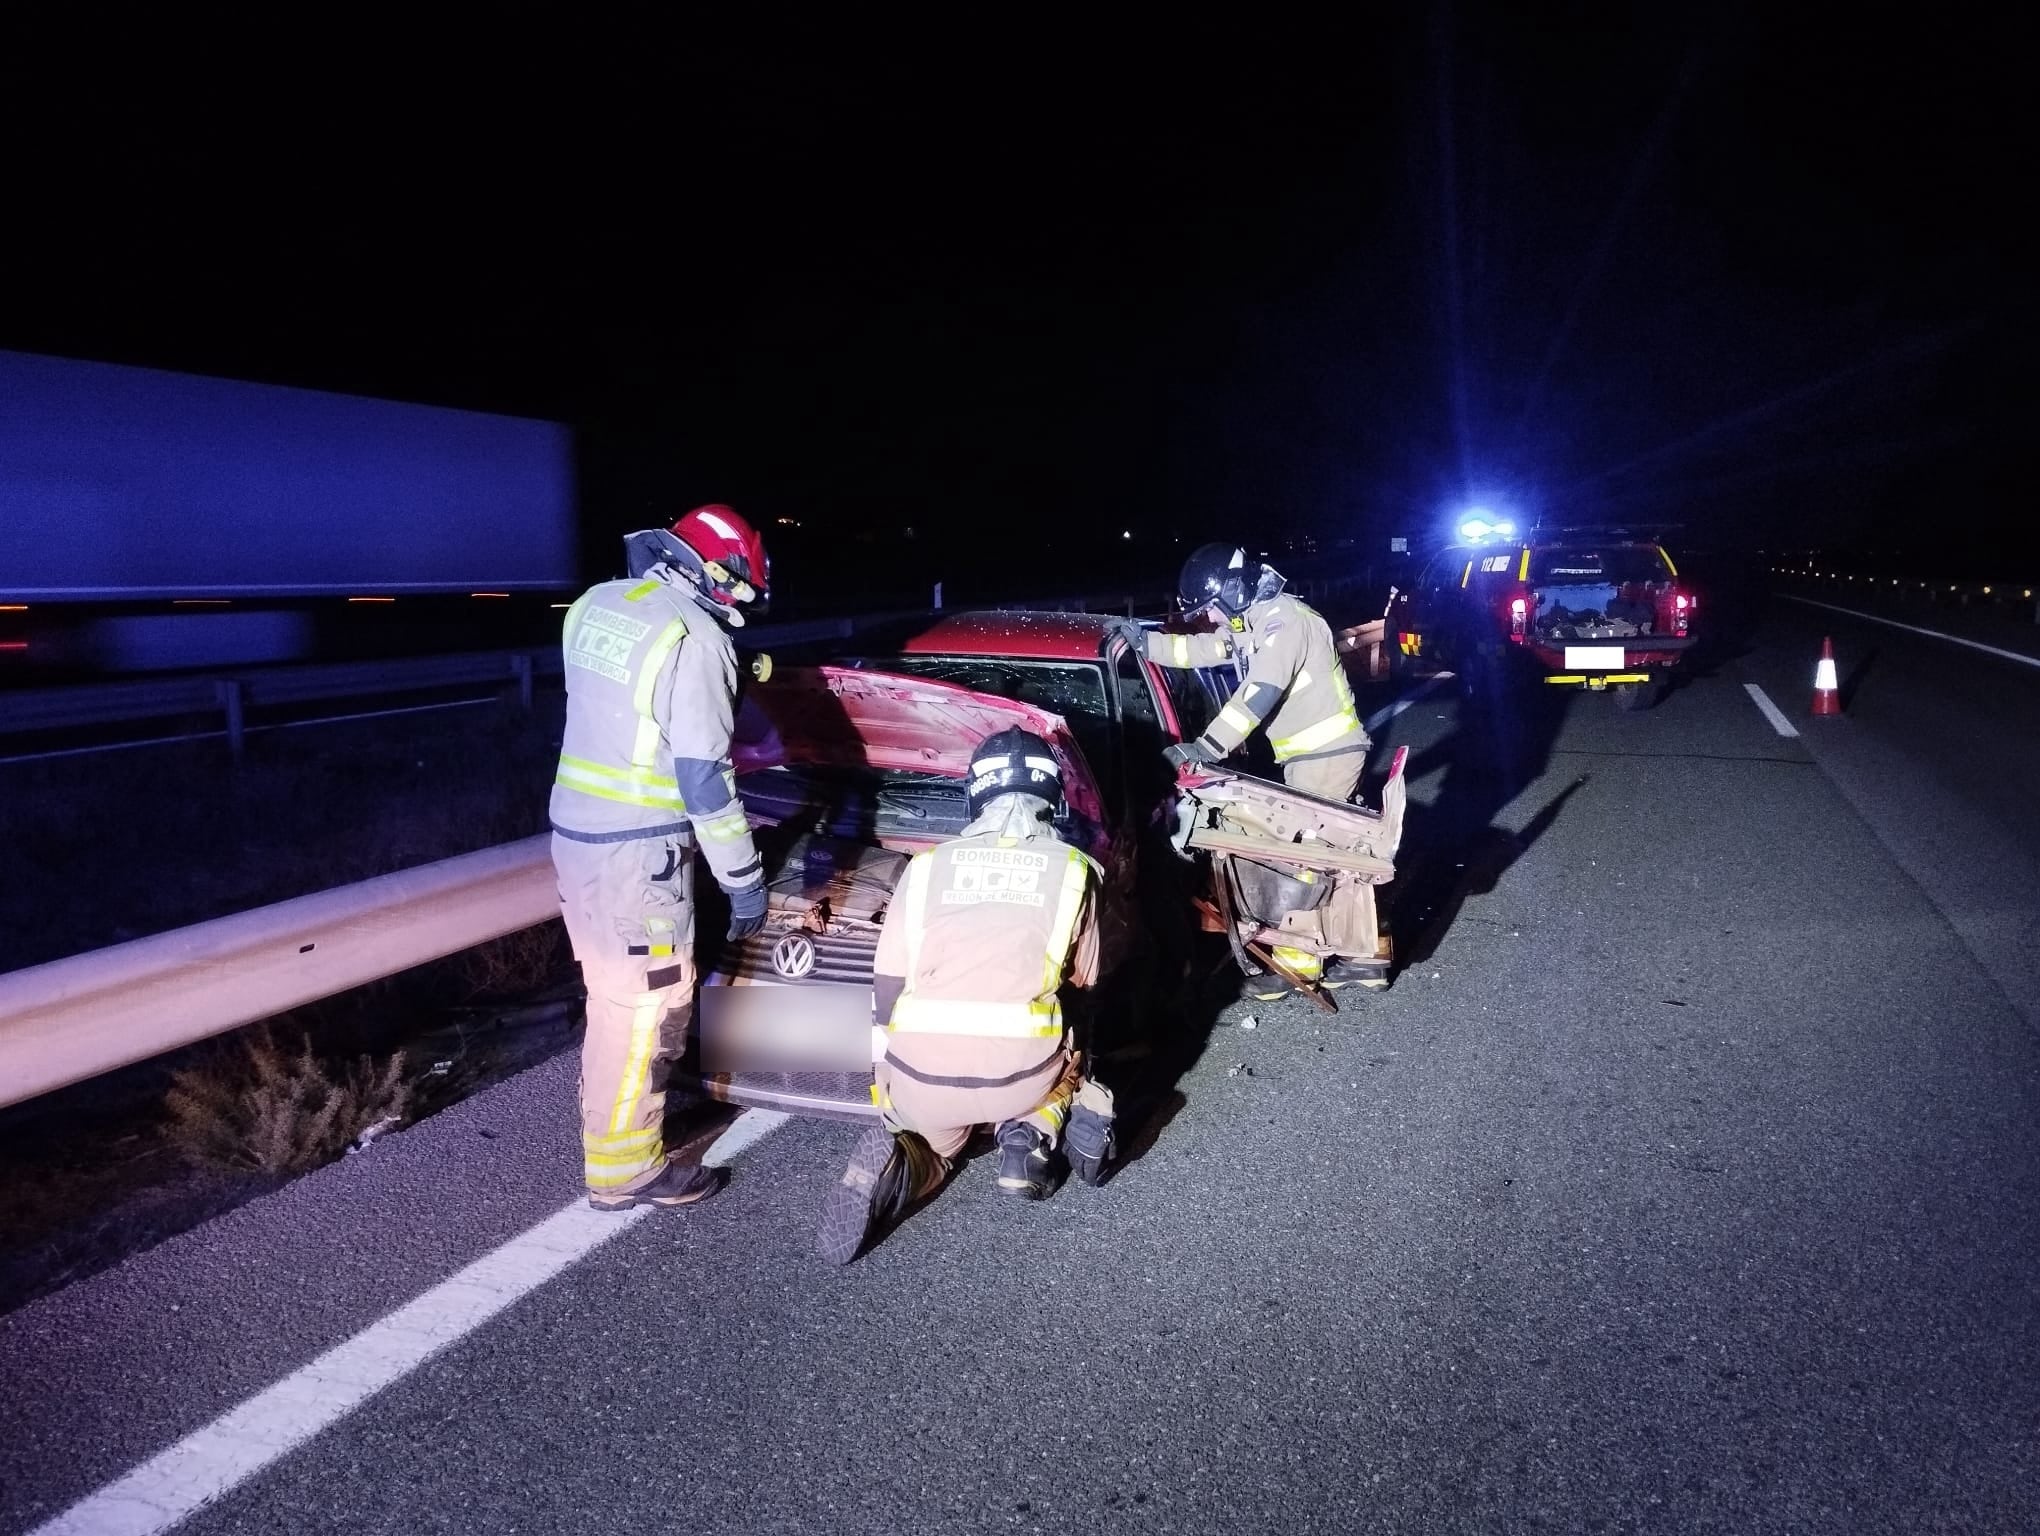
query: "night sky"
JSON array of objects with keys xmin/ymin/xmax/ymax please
[{"xmin": 2, "ymin": 7, "xmax": 2029, "ymax": 592}]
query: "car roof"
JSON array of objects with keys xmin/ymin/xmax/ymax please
[{"xmin": 895, "ymin": 609, "xmax": 1114, "ymax": 661}]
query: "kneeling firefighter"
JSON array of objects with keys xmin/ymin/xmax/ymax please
[
  {"xmin": 551, "ymin": 504, "xmax": 773, "ymax": 1211},
  {"xmin": 1123, "ymin": 543, "xmax": 1370, "ymax": 803},
  {"xmin": 818, "ymin": 728, "xmax": 1117, "ymax": 1265}
]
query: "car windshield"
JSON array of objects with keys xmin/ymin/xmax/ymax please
[{"xmin": 1532, "ymin": 546, "xmax": 1671, "ymax": 585}]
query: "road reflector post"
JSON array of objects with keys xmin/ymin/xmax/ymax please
[{"xmin": 1812, "ymin": 636, "xmax": 1841, "ymax": 716}]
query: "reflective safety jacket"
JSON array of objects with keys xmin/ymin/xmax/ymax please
[
  {"xmin": 1146, "ymin": 594, "xmax": 1367, "ymax": 763},
  {"xmin": 549, "ymin": 568, "xmax": 762, "ymax": 894},
  {"xmin": 871, "ymin": 827, "xmax": 1101, "ymax": 1086}
]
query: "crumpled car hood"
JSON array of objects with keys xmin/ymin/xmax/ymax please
[{"xmin": 731, "ymin": 664, "xmax": 1106, "ymax": 831}]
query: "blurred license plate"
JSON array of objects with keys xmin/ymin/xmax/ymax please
[
  {"xmin": 1564, "ymin": 646, "xmax": 1626, "ymax": 669},
  {"xmin": 698, "ymin": 982, "xmax": 871, "ymax": 1074}
]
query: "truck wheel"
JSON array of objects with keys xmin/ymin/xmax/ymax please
[{"xmin": 1613, "ymin": 680, "xmax": 1660, "ymax": 712}]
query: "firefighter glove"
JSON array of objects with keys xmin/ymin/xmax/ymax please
[
  {"xmin": 1107, "ymin": 618, "xmax": 1146, "ymax": 653},
  {"xmin": 1164, "ymin": 738, "xmax": 1217, "ymax": 769},
  {"xmin": 725, "ymin": 880, "xmax": 768, "ymax": 942}
]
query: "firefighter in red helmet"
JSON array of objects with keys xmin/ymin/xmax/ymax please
[{"xmin": 549, "ymin": 504, "xmax": 773, "ymax": 1209}]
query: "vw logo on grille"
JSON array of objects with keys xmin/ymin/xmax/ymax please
[{"xmin": 770, "ymin": 933, "xmax": 817, "ymax": 981}]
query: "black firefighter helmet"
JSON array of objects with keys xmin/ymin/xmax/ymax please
[
  {"xmin": 964, "ymin": 728, "xmax": 1064, "ymax": 821},
  {"xmin": 1178, "ymin": 542, "xmax": 1285, "ymax": 619}
]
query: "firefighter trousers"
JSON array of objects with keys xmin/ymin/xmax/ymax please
[
  {"xmin": 876, "ymin": 1047, "xmax": 1080, "ymax": 1161},
  {"xmin": 552, "ymin": 831, "xmax": 695, "ymax": 1195},
  {"xmin": 1283, "ymin": 744, "xmax": 1368, "ymax": 804}
]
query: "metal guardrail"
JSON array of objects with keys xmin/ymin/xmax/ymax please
[
  {"xmin": 0, "ymin": 836, "xmax": 557, "ymax": 1110},
  {"xmin": 0, "ymin": 576, "xmax": 1379, "ymax": 754}
]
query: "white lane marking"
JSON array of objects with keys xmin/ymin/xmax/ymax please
[
  {"xmin": 1365, "ymin": 673, "xmax": 1452, "ymax": 737},
  {"xmin": 1743, "ymin": 683, "xmax": 1800, "ymax": 738},
  {"xmin": 29, "ymin": 1109, "xmax": 789, "ymax": 1536},
  {"xmin": 1778, "ymin": 595, "xmax": 2040, "ymax": 671},
  {"xmin": 701, "ymin": 1107, "xmax": 790, "ymax": 1164}
]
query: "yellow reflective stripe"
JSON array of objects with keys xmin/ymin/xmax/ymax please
[
  {"xmin": 889, "ymin": 996, "xmax": 1064, "ymax": 1038},
  {"xmin": 1658, "ymin": 548, "xmax": 1679, "ymax": 579},
  {"xmin": 626, "ymin": 618, "xmax": 690, "ymax": 769},
  {"xmin": 585, "ymin": 1164, "xmax": 657, "ymax": 1189},
  {"xmin": 1518, "ymin": 546, "xmax": 1531, "ymax": 581},
  {"xmin": 696, "ymin": 807, "xmax": 752, "ymax": 842},
  {"xmin": 1040, "ymin": 851, "xmax": 1090, "ymax": 996},
  {"xmin": 1460, "ymin": 561, "xmax": 1473, "ymax": 589},
  {"xmin": 558, "ymin": 753, "xmax": 677, "ymax": 788},
  {"xmin": 624, "ymin": 579, "xmax": 661, "ymax": 601},
  {"xmin": 555, "ymin": 758, "xmax": 685, "ymax": 810},
  {"xmin": 586, "ymin": 1126, "xmax": 662, "ymax": 1154},
  {"xmin": 632, "ymin": 619, "xmax": 688, "ymax": 716},
  {"xmin": 1169, "ymin": 634, "xmax": 1190, "ymax": 666},
  {"xmin": 608, "ymin": 992, "xmax": 666, "ymax": 1136},
  {"xmin": 552, "ymin": 776, "xmax": 687, "ymax": 811},
  {"xmin": 1270, "ymin": 705, "xmax": 1363, "ymax": 760},
  {"xmin": 1216, "ymin": 702, "xmax": 1258, "ymax": 737}
]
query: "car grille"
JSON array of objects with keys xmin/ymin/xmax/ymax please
[
  {"xmin": 717, "ymin": 926, "xmax": 879, "ymax": 986},
  {"xmin": 694, "ymin": 925, "xmax": 881, "ymax": 1119}
]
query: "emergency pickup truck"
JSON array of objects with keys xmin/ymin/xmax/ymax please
[{"xmin": 1390, "ymin": 527, "xmax": 1696, "ymax": 709}]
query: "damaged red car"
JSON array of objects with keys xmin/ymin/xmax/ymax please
[{"xmin": 684, "ymin": 611, "xmax": 1408, "ymax": 1120}]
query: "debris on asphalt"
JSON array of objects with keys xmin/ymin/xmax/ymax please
[
  {"xmin": 1229, "ymin": 1062, "xmax": 1254, "ymax": 1077},
  {"xmin": 346, "ymin": 1114, "xmax": 404, "ymax": 1154},
  {"xmin": 1239, "ymin": 1015, "xmax": 1259, "ymax": 1030}
]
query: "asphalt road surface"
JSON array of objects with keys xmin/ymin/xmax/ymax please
[{"xmin": 4, "ymin": 587, "xmax": 2037, "ymax": 1535}]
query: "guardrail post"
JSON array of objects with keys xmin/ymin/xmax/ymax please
[
  {"xmin": 512, "ymin": 653, "xmax": 534, "ymax": 712},
  {"xmin": 216, "ymin": 679, "xmax": 245, "ymax": 761}
]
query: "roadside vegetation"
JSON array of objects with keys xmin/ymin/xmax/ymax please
[{"xmin": 0, "ymin": 698, "xmax": 587, "ymax": 1313}]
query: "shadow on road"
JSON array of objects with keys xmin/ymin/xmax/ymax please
[
  {"xmin": 1840, "ymin": 646, "xmax": 1880, "ymax": 711},
  {"xmin": 1385, "ymin": 657, "xmax": 1580, "ymax": 969}
]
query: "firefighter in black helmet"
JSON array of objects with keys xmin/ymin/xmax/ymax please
[
  {"xmin": 816, "ymin": 727, "xmax": 1116, "ymax": 1264},
  {"xmin": 1130, "ymin": 543, "xmax": 1371, "ymax": 802}
]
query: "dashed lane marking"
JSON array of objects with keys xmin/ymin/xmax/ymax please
[
  {"xmin": 1743, "ymin": 683, "xmax": 1800, "ymax": 738},
  {"xmin": 1365, "ymin": 673, "xmax": 1452, "ymax": 737}
]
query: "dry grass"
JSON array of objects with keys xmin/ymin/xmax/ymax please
[
  {"xmin": 163, "ymin": 1023, "xmax": 414, "ymax": 1177},
  {"xmin": 454, "ymin": 919, "xmax": 571, "ymax": 1002}
]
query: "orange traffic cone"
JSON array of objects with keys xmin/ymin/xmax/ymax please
[{"xmin": 1811, "ymin": 637, "xmax": 1840, "ymax": 716}]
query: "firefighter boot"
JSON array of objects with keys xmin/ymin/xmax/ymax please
[
  {"xmin": 818, "ymin": 1127, "xmax": 950, "ymax": 1266},
  {"xmin": 994, "ymin": 1121, "xmax": 1057, "ymax": 1201},
  {"xmin": 587, "ymin": 1158, "xmax": 727, "ymax": 1212},
  {"xmin": 1063, "ymin": 1079, "xmax": 1117, "ymax": 1188}
]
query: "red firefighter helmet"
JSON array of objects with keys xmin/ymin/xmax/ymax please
[{"xmin": 671, "ymin": 504, "xmax": 771, "ymax": 617}]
